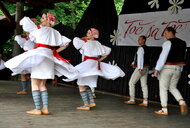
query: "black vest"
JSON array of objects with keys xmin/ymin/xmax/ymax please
[
  {"xmin": 134, "ymin": 45, "xmax": 150, "ymax": 67},
  {"xmin": 166, "ymin": 38, "xmax": 186, "ymax": 63}
]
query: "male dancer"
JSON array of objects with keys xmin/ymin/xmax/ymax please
[
  {"xmin": 154, "ymin": 27, "xmax": 187, "ymax": 115},
  {"xmin": 124, "ymin": 35, "xmax": 150, "ymax": 107}
]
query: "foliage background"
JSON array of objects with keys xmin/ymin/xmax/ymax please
[{"xmin": 0, "ymin": 0, "xmax": 124, "ymax": 54}]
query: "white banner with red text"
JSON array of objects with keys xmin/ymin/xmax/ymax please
[{"xmin": 117, "ymin": 9, "xmax": 190, "ymax": 47}]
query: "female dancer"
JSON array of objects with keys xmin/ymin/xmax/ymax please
[
  {"xmin": 64, "ymin": 28, "xmax": 125, "ymax": 110},
  {"xmin": 5, "ymin": 13, "xmax": 77, "ymax": 115}
]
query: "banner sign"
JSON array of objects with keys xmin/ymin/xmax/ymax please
[{"xmin": 117, "ymin": 9, "xmax": 190, "ymax": 47}]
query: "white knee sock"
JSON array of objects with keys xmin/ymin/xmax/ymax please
[
  {"xmin": 162, "ymin": 108, "xmax": 168, "ymax": 113},
  {"xmin": 143, "ymin": 99, "xmax": 148, "ymax": 104},
  {"xmin": 129, "ymin": 97, "xmax": 135, "ymax": 101},
  {"xmin": 179, "ymin": 100, "xmax": 185, "ymax": 105}
]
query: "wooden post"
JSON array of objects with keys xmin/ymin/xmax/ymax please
[
  {"xmin": 70, "ymin": 1, "xmax": 76, "ymax": 29},
  {"xmin": 12, "ymin": 2, "xmax": 24, "ymax": 57},
  {"xmin": 11, "ymin": 2, "xmax": 24, "ymax": 81}
]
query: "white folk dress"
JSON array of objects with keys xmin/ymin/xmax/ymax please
[
  {"xmin": 5, "ymin": 17, "xmax": 77, "ymax": 79},
  {"xmin": 63, "ymin": 37, "xmax": 125, "ymax": 87}
]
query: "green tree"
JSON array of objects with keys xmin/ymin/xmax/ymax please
[
  {"xmin": 1, "ymin": 0, "xmax": 124, "ymax": 54},
  {"xmin": 2, "ymin": 38, "xmax": 14, "ymax": 54},
  {"xmin": 1, "ymin": 0, "xmax": 124, "ymax": 26},
  {"xmin": 0, "ymin": 1, "xmax": 16, "ymax": 16},
  {"xmin": 42, "ymin": 0, "xmax": 90, "ymax": 29},
  {"xmin": 114, "ymin": 0, "xmax": 124, "ymax": 15},
  {"xmin": 42, "ymin": 0, "xmax": 124, "ymax": 28}
]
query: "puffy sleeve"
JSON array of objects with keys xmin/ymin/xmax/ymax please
[
  {"xmin": 15, "ymin": 35, "xmax": 35, "ymax": 50},
  {"xmin": 61, "ymin": 36, "xmax": 71, "ymax": 46},
  {"xmin": 73, "ymin": 37, "xmax": 85, "ymax": 50},
  {"xmin": 29, "ymin": 27, "xmax": 71, "ymax": 46},
  {"xmin": 20, "ymin": 17, "xmax": 38, "ymax": 32},
  {"xmin": 14, "ymin": 35, "xmax": 25, "ymax": 48},
  {"xmin": 102, "ymin": 45, "xmax": 111, "ymax": 56}
]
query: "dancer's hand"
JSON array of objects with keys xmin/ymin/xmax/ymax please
[
  {"xmin": 20, "ymin": 34, "xmax": 27, "ymax": 38},
  {"xmin": 153, "ymin": 70, "xmax": 159, "ymax": 77},
  {"xmin": 30, "ymin": 18, "xmax": 37, "ymax": 24},
  {"xmin": 80, "ymin": 36, "xmax": 88, "ymax": 41},
  {"xmin": 98, "ymin": 55, "xmax": 107, "ymax": 62},
  {"xmin": 56, "ymin": 45, "xmax": 68, "ymax": 53},
  {"xmin": 138, "ymin": 69, "xmax": 143, "ymax": 74}
]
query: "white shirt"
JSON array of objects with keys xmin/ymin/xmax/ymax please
[
  {"xmin": 155, "ymin": 41, "xmax": 171, "ymax": 71},
  {"xmin": 73, "ymin": 37, "xmax": 111, "ymax": 57},
  {"xmin": 137, "ymin": 47, "xmax": 144, "ymax": 69}
]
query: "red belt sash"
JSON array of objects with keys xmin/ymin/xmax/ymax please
[
  {"xmin": 33, "ymin": 43, "xmax": 70, "ymax": 64},
  {"xmin": 34, "ymin": 43, "xmax": 53, "ymax": 50},
  {"xmin": 165, "ymin": 62, "xmax": 185, "ymax": 65},
  {"xmin": 84, "ymin": 56, "xmax": 101, "ymax": 70},
  {"xmin": 132, "ymin": 64, "xmax": 150, "ymax": 68}
]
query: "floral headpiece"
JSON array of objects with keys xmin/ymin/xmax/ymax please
[
  {"xmin": 47, "ymin": 13, "xmax": 56, "ymax": 25},
  {"xmin": 90, "ymin": 28, "xmax": 99, "ymax": 38}
]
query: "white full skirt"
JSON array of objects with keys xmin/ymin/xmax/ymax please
[
  {"xmin": 5, "ymin": 47, "xmax": 78, "ymax": 79},
  {"xmin": 63, "ymin": 59, "xmax": 125, "ymax": 87}
]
